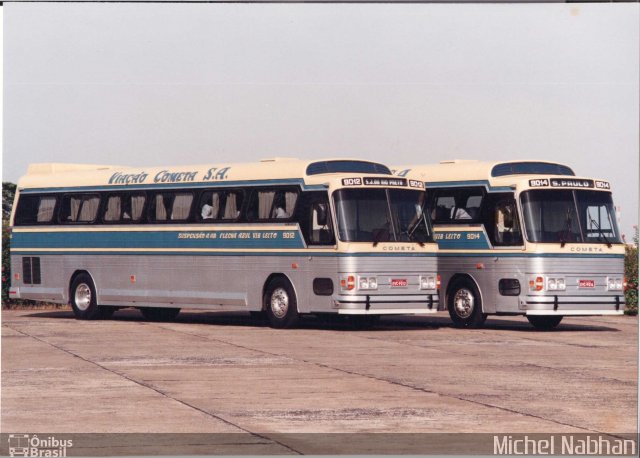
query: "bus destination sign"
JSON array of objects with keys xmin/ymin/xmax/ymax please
[
  {"xmin": 363, "ymin": 177, "xmax": 407, "ymax": 187},
  {"xmin": 528, "ymin": 178, "xmax": 610, "ymax": 189},
  {"xmin": 341, "ymin": 177, "xmax": 412, "ymax": 187}
]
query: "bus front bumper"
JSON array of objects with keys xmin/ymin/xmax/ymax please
[
  {"xmin": 333, "ymin": 294, "xmax": 439, "ymax": 315},
  {"xmin": 524, "ymin": 294, "xmax": 625, "ymax": 316}
]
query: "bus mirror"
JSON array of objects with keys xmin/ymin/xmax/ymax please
[{"xmin": 316, "ymin": 204, "xmax": 328, "ymax": 226}]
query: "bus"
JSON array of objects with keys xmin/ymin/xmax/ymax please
[
  {"xmin": 394, "ymin": 160, "xmax": 625, "ymax": 330},
  {"xmin": 8, "ymin": 158, "xmax": 439, "ymax": 328}
]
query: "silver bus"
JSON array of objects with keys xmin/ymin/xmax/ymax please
[
  {"xmin": 9, "ymin": 158, "xmax": 439, "ymax": 328},
  {"xmin": 395, "ymin": 160, "xmax": 625, "ymax": 330}
]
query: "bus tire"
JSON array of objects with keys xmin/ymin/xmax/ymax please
[
  {"xmin": 70, "ymin": 273, "xmax": 104, "ymax": 320},
  {"xmin": 140, "ymin": 307, "xmax": 181, "ymax": 322},
  {"xmin": 447, "ymin": 279, "xmax": 487, "ymax": 328},
  {"xmin": 264, "ymin": 277, "xmax": 299, "ymax": 329},
  {"xmin": 527, "ymin": 315, "xmax": 563, "ymax": 330}
]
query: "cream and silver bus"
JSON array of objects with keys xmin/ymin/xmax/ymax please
[
  {"xmin": 394, "ymin": 160, "xmax": 625, "ymax": 330},
  {"xmin": 9, "ymin": 158, "xmax": 439, "ymax": 328}
]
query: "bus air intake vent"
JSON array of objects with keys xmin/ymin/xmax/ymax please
[
  {"xmin": 306, "ymin": 160, "xmax": 392, "ymax": 176},
  {"xmin": 491, "ymin": 162, "xmax": 575, "ymax": 177}
]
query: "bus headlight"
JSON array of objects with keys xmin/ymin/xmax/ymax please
[
  {"xmin": 607, "ymin": 277, "xmax": 623, "ymax": 291},
  {"xmin": 420, "ymin": 275, "xmax": 436, "ymax": 290},
  {"xmin": 546, "ymin": 277, "xmax": 566, "ymax": 291},
  {"xmin": 357, "ymin": 276, "xmax": 378, "ymax": 290}
]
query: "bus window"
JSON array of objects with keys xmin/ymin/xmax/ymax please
[
  {"xmin": 297, "ymin": 192, "xmax": 335, "ymax": 245},
  {"xmin": 246, "ymin": 188, "xmax": 298, "ymax": 221},
  {"xmin": 433, "ymin": 195, "xmax": 455, "ymax": 222},
  {"xmin": 15, "ymin": 195, "xmax": 57, "ymax": 225},
  {"xmin": 171, "ymin": 193, "xmax": 193, "ymax": 220},
  {"xmin": 150, "ymin": 192, "xmax": 193, "ymax": 222},
  {"xmin": 60, "ymin": 194, "xmax": 100, "ymax": 223},
  {"xmin": 103, "ymin": 194, "xmax": 145, "ymax": 223},
  {"xmin": 489, "ymin": 197, "xmax": 523, "ymax": 246},
  {"xmin": 222, "ymin": 191, "xmax": 243, "ymax": 220},
  {"xmin": 431, "ymin": 188, "xmax": 483, "ymax": 223},
  {"xmin": 578, "ymin": 190, "xmax": 620, "ymax": 242}
]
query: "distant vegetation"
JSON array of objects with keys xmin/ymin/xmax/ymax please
[
  {"xmin": 2, "ymin": 182, "xmax": 17, "ymax": 305},
  {"xmin": 624, "ymin": 227, "xmax": 638, "ymax": 315},
  {"xmin": 1, "ymin": 182, "xmax": 638, "ymax": 313}
]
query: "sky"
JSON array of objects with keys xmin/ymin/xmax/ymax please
[{"xmin": 2, "ymin": 2, "xmax": 639, "ymax": 238}]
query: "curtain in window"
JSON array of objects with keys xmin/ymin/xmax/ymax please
[
  {"xmin": 210, "ymin": 193, "xmax": 220, "ymax": 219},
  {"xmin": 79, "ymin": 196, "xmax": 100, "ymax": 221},
  {"xmin": 258, "ymin": 191, "xmax": 275, "ymax": 219},
  {"xmin": 37, "ymin": 197, "xmax": 56, "ymax": 222},
  {"xmin": 69, "ymin": 197, "xmax": 82, "ymax": 221},
  {"xmin": 223, "ymin": 193, "xmax": 238, "ymax": 219},
  {"xmin": 155, "ymin": 195, "xmax": 167, "ymax": 221},
  {"xmin": 171, "ymin": 194, "xmax": 193, "ymax": 220},
  {"xmin": 285, "ymin": 192, "xmax": 297, "ymax": 216},
  {"xmin": 131, "ymin": 195, "xmax": 145, "ymax": 220},
  {"xmin": 104, "ymin": 196, "xmax": 121, "ymax": 221}
]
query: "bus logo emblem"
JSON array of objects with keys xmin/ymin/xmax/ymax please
[
  {"xmin": 391, "ymin": 279, "xmax": 408, "ymax": 287},
  {"xmin": 578, "ymin": 279, "xmax": 595, "ymax": 288}
]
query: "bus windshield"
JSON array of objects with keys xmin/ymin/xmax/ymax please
[
  {"xmin": 521, "ymin": 189, "xmax": 621, "ymax": 244},
  {"xmin": 334, "ymin": 188, "xmax": 432, "ymax": 243}
]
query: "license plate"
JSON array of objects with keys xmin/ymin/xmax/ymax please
[
  {"xmin": 391, "ymin": 279, "xmax": 408, "ymax": 287},
  {"xmin": 578, "ymin": 279, "xmax": 595, "ymax": 288}
]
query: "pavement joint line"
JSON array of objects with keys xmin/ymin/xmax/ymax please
[
  {"xmin": 149, "ymin": 322, "xmax": 608, "ymax": 436},
  {"xmin": 353, "ymin": 334, "xmax": 636, "ymax": 386},
  {"xmin": 3, "ymin": 323, "xmax": 303, "ymax": 456}
]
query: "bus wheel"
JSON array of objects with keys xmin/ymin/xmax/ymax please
[
  {"xmin": 70, "ymin": 274, "xmax": 104, "ymax": 320},
  {"xmin": 140, "ymin": 307, "xmax": 181, "ymax": 322},
  {"xmin": 447, "ymin": 279, "xmax": 487, "ymax": 328},
  {"xmin": 264, "ymin": 277, "xmax": 299, "ymax": 329},
  {"xmin": 527, "ymin": 315, "xmax": 563, "ymax": 330}
]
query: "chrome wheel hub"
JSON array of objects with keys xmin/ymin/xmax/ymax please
[
  {"xmin": 453, "ymin": 288, "xmax": 474, "ymax": 318},
  {"xmin": 270, "ymin": 287, "xmax": 289, "ymax": 319},
  {"xmin": 75, "ymin": 283, "xmax": 92, "ymax": 311}
]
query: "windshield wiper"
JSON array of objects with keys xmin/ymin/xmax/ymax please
[
  {"xmin": 405, "ymin": 205, "xmax": 428, "ymax": 247},
  {"xmin": 559, "ymin": 207, "xmax": 572, "ymax": 248},
  {"xmin": 589, "ymin": 217, "xmax": 613, "ymax": 248}
]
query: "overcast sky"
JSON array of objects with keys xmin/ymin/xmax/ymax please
[{"xmin": 3, "ymin": 2, "xmax": 639, "ymax": 238}]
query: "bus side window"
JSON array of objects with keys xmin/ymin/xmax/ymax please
[
  {"xmin": 104, "ymin": 196, "xmax": 122, "ymax": 222},
  {"xmin": 104, "ymin": 194, "xmax": 145, "ymax": 223},
  {"xmin": 14, "ymin": 195, "xmax": 58, "ymax": 225},
  {"xmin": 170, "ymin": 193, "xmax": 194, "ymax": 221},
  {"xmin": 432, "ymin": 195, "xmax": 455, "ymax": 223},
  {"xmin": 221, "ymin": 191, "xmax": 243, "ymax": 220},
  {"xmin": 60, "ymin": 194, "xmax": 99, "ymax": 223},
  {"xmin": 297, "ymin": 192, "xmax": 335, "ymax": 245},
  {"xmin": 490, "ymin": 197, "xmax": 523, "ymax": 246},
  {"xmin": 199, "ymin": 192, "xmax": 221, "ymax": 220}
]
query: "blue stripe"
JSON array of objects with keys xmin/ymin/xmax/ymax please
[
  {"xmin": 425, "ymin": 180, "xmax": 513, "ymax": 192},
  {"xmin": 12, "ymin": 229, "xmax": 306, "ymax": 250},
  {"xmin": 434, "ymin": 230, "xmax": 491, "ymax": 250},
  {"xmin": 20, "ymin": 178, "xmax": 327, "ymax": 194}
]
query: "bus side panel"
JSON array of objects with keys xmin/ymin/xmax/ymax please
[
  {"xmin": 10, "ymin": 254, "xmax": 67, "ymax": 304},
  {"xmin": 11, "ymin": 253, "xmax": 340, "ymax": 313}
]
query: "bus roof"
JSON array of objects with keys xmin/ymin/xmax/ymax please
[
  {"xmin": 394, "ymin": 160, "xmax": 612, "ymax": 191},
  {"xmin": 395, "ymin": 160, "xmax": 574, "ymax": 182},
  {"xmin": 17, "ymin": 158, "xmax": 393, "ymax": 190}
]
